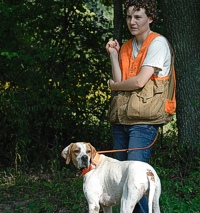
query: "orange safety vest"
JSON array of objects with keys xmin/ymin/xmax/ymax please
[{"xmin": 120, "ymin": 32, "xmax": 162, "ymax": 80}]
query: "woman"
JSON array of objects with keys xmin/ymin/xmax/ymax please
[{"xmin": 106, "ymin": 0, "xmax": 175, "ymax": 212}]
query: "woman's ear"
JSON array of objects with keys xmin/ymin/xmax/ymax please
[{"xmin": 148, "ymin": 16, "xmax": 153, "ymax": 24}]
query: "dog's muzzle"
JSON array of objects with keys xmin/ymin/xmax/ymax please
[
  {"xmin": 81, "ymin": 155, "xmax": 88, "ymax": 162},
  {"xmin": 78, "ymin": 154, "xmax": 90, "ymax": 169}
]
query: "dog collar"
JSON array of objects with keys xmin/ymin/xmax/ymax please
[
  {"xmin": 81, "ymin": 165, "xmax": 93, "ymax": 176},
  {"xmin": 81, "ymin": 153, "xmax": 101, "ymax": 176},
  {"xmin": 92, "ymin": 153, "xmax": 100, "ymax": 165}
]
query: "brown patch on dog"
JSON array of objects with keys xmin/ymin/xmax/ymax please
[
  {"xmin": 70, "ymin": 143, "xmax": 81, "ymax": 168},
  {"xmin": 61, "ymin": 143, "xmax": 77, "ymax": 165},
  {"xmin": 147, "ymin": 169, "xmax": 155, "ymax": 182},
  {"xmin": 94, "ymin": 205, "xmax": 99, "ymax": 211}
]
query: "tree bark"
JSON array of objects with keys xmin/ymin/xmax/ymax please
[
  {"xmin": 113, "ymin": 0, "xmax": 123, "ymax": 45},
  {"xmin": 159, "ymin": 0, "xmax": 200, "ymax": 147}
]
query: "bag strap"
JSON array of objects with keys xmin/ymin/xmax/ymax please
[{"xmin": 167, "ymin": 41, "xmax": 176, "ymax": 102}]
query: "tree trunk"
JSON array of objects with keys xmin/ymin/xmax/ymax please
[
  {"xmin": 159, "ymin": 0, "xmax": 200, "ymax": 147},
  {"xmin": 113, "ymin": 0, "xmax": 123, "ymax": 45}
]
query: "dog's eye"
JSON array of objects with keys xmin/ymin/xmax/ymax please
[
  {"xmin": 74, "ymin": 150, "xmax": 80, "ymax": 154},
  {"xmin": 86, "ymin": 150, "xmax": 91, "ymax": 154}
]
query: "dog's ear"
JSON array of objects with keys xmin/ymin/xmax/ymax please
[
  {"xmin": 87, "ymin": 143, "xmax": 97, "ymax": 162},
  {"xmin": 61, "ymin": 143, "xmax": 74, "ymax": 165}
]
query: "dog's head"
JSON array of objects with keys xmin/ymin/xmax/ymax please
[{"xmin": 61, "ymin": 142, "xmax": 97, "ymax": 170}]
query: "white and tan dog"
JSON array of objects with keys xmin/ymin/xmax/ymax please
[{"xmin": 62, "ymin": 142, "xmax": 161, "ymax": 213}]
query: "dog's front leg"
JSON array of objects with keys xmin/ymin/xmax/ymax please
[
  {"xmin": 101, "ymin": 205, "xmax": 112, "ymax": 213},
  {"xmin": 83, "ymin": 179, "xmax": 102, "ymax": 213},
  {"xmin": 84, "ymin": 189, "xmax": 100, "ymax": 213},
  {"xmin": 88, "ymin": 203, "xmax": 100, "ymax": 213}
]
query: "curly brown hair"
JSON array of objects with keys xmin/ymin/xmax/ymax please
[{"xmin": 124, "ymin": 0, "xmax": 158, "ymax": 27}]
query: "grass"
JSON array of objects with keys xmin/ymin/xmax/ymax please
[
  {"xmin": 0, "ymin": 159, "xmax": 199, "ymax": 213},
  {"xmin": 0, "ymin": 167, "xmax": 88, "ymax": 213},
  {"xmin": 0, "ymin": 129, "xmax": 199, "ymax": 213}
]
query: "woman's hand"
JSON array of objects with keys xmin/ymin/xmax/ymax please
[
  {"xmin": 106, "ymin": 39, "xmax": 120, "ymax": 55},
  {"xmin": 107, "ymin": 79, "xmax": 116, "ymax": 91}
]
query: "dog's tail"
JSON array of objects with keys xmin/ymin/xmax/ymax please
[
  {"xmin": 147, "ymin": 170, "xmax": 161, "ymax": 213},
  {"xmin": 147, "ymin": 174, "xmax": 155, "ymax": 213}
]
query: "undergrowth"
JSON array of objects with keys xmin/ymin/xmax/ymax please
[
  {"xmin": 0, "ymin": 129, "xmax": 199, "ymax": 213},
  {"xmin": 0, "ymin": 168, "xmax": 87, "ymax": 213}
]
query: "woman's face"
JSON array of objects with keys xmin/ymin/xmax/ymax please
[{"xmin": 126, "ymin": 6, "xmax": 153, "ymax": 36}]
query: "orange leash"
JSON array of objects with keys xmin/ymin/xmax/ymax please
[{"xmin": 97, "ymin": 133, "xmax": 158, "ymax": 154}]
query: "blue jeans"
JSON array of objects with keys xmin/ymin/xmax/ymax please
[{"xmin": 112, "ymin": 124, "xmax": 159, "ymax": 213}]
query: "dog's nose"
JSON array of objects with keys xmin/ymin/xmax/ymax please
[{"xmin": 81, "ymin": 155, "xmax": 88, "ymax": 162}]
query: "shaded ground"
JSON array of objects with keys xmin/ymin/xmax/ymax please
[
  {"xmin": 1, "ymin": 139, "xmax": 200, "ymax": 213},
  {"xmin": 0, "ymin": 169, "xmax": 83, "ymax": 213}
]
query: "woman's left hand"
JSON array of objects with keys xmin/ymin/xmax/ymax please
[{"xmin": 107, "ymin": 79, "xmax": 115, "ymax": 90}]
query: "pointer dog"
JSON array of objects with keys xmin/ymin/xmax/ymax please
[{"xmin": 62, "ymin": 142, "xmax": 161, "ymax": 213}]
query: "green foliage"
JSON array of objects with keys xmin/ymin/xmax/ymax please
[
  {"xmin": 0, "ymin": 135, "xmax": 199, "ymax": 213},
  {"xmin": 100, "ymin": 0, "xmax": 113, "ymax": 7},
  {"xmin": 149, "ymin": 125, "xmax": 200, "ymax": 213},
  {"xmin": 155, "ymin": 162, "xmax": 200, "ymax": 213},
  {"xmin": 0, "ymin": 0, "xmax": 113, "ymax": 168},
  {"xmin": 0, "ymin": 167, "xmax": 87, "ymax": 213}
]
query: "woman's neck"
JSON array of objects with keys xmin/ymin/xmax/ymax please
[{"xmin": 135, "ymin": 30, "xmax": 152, "ymax": 48}]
